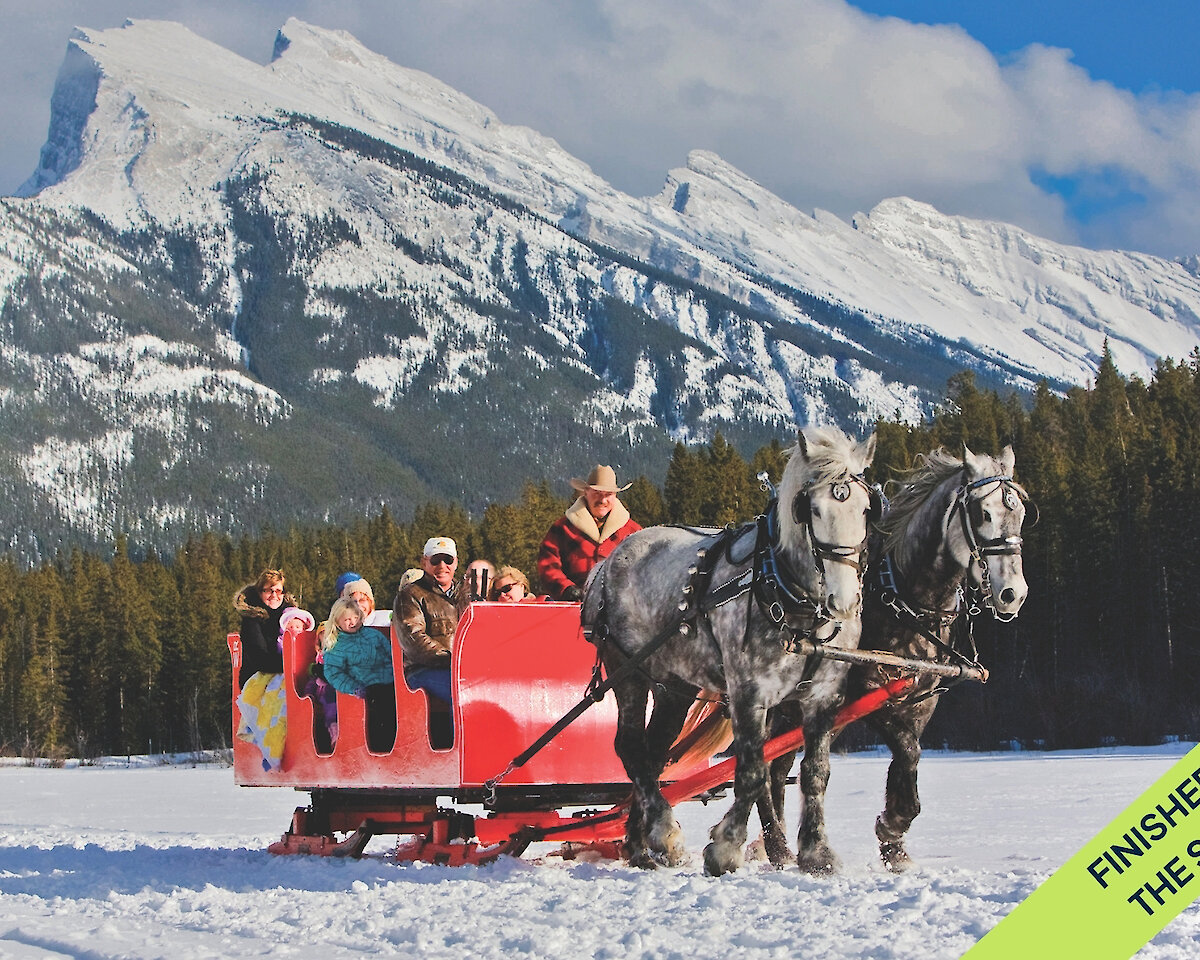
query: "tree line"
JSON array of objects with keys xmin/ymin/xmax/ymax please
[{"xmin": 2, "ymin": 345, "xmax": 1198, "ymax": 758}]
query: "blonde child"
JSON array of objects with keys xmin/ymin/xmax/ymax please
[{"xmin": 321, "ymin": 597, "xmax": 396, "ymax": 752}]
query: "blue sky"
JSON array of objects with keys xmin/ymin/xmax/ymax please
[
  {"xmin": 2, "ymin": 0, "xmax": 1199, "ymax": 257},
  {"xmin": 853, "ymin": 2, "xmax": 1200, "ymax": 94}
]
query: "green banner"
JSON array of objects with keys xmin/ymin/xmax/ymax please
[{"xmin": 964, "ymin": 744, "xmax": 1200, "ymax": 958}]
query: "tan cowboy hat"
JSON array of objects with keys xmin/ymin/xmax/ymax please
[{"xmin": 570, "ymin": 464, "xmax": 632, "ymax": 493}]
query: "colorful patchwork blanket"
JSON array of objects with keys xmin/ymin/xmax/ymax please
[{"xmin": 236, "ymin": 671, "xmax": 287, "ymax": 771}]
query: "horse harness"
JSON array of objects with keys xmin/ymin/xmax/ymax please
[
  {"xmin": 868, "ymin": 470, "xmax": 1026, "ymax": 699},
  {"xmin": 583, "ymin": 472, "xmax": 879, "ymax": 699},
  {"xmin": 648, "ymin": 473, "xmax": 881, "ymax": 689}
]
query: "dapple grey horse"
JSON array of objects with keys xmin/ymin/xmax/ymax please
[
  {"xmin": 581, "ymin": 427, "xmax": 878, "ymax": 874},
  {"xmin": 760, "ymin": 445, "xmax": 1029, "ymax": 871}
]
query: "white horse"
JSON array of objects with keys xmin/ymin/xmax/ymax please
[{"xmin": 581, "ymin": 426, "xmax": 878, "ymax": 874}]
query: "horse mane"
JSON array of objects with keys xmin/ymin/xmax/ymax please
[
  {"xmin": 777, "ymin": 426, "xmax": 873, "ymax": 555},
  {"xmin": 877, "ymin": 448, "xmax": 963, "ymax": 559},
  {"xmin": 879, "ymin": 447, "xmax": 1028, "ymax": 565}
]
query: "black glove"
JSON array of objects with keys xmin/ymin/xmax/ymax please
[
  {"xmin": 562, "ymin": 585, "xmax": 584, "ymax": 602},
  {"xmin": 309, "ymin": 662, "xmax": 325, "ymax": 680}
]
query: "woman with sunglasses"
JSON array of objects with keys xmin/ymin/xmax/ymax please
[
  {"xmin": 233, "ymin": 568, "xmax": 296, "ymax": 688},
  {"xmin": 488, "ymin": 566, "xmax": 531, "ymax": 602}
]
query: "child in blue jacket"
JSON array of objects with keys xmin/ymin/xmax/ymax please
[{"xmin": 321, "ymin": 597, "xmax": 396, "ymax": 751}]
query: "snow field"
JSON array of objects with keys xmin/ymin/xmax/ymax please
[{"xmin": 2, "ymin": 749, "xmax": 1199, "ymax": 959}]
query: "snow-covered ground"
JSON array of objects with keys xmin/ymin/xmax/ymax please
[{"xmin": 2, "ymin": 747, "xmax": 1198, "ymax": 959}]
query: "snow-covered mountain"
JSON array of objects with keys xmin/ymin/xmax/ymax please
[{"xmin": 3, "ymin": 18, "xmax": 1198, "ymax": 559}]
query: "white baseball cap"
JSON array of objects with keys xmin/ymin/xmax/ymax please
[{"xmin": 422, "ymin": 536, "xmax": 458, "ymax": 559}]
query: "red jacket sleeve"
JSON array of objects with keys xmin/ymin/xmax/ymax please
[{"xmin": 537, "ymin": 519, "xmax": 576, "ymax": 599}]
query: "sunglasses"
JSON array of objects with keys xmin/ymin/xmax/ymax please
[
  {"xmin": 428, "ymin": 555, "xmax": 455, "ymax": 566},
  {"xmin": 495, "ymin": 582, "xmax": 518, "ymax": 595}
]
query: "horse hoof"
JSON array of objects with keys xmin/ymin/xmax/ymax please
[
  {"xmin": 627, "ymin": 850, "xmax": 659, "ymax": 870},
  {"xmin": 747, "ymin": 835, "xmax": 796, "ymax": 868},
  {"xmin": 648, "ymin": 819, "xmax": 685, "ymax": 865},
  {"xmin": 880, "ymin": 841, "xmax": 913, "ymax": 873},
  {"xmin": 796, "ymin": 845, "xmax": 839, "ymax": 875},
  {"xmin": 703, "ymin": 841, "xmax": 742, "ymax": 876}
]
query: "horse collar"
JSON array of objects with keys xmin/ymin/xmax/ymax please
[
  {"xmin": 754, "ymin": 507, "xmax": 833, "ymax": 644},
  {"xmin": 873, "ymin": 552, "xmax": 981, "ymax": 673}
]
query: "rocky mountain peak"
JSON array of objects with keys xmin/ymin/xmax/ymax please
[{"xmin": 1, "ymin": 19, "xmax": 1198, "ymax": 564}]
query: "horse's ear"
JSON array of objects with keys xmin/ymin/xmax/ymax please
[
  {"xmin": 999, "ymin": 445, "xmax": 1016, "ymax": 475},
  {"xmin": 796, "ymin": 428, "xmax": 809, "ymax": 459},
  {"xmin": 861, "ymin": 433, "xmax": 877, "ymax": 469},
  {"xmin": 961, "ymin": 443, "xmax": 975, "ymax": 469}
]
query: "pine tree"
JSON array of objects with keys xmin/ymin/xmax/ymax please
[
  {"xmin": 61, "ymin": 549, "xmax": 113, "ymax": 754},
  {"xmin": 478, "ymin": 481, "xmax": 566, "ymax": 577},
  {"xmin": 105, "ymin": 536, "xmax": 163, "ymax": 754},
  {"xmin": 19, "ymin": 567, "xmax": 67, "ymax": 755},
  {"xmin": 174, "ymin": 533, "xmax": 236, "ymax": 751},
  {"xmin": 623, "ymin": 475, "xmax": 665, "ymax": 527},
  {"xmin": 0, "ymin": 557, "xmax": 21, "ymax": 750},
  {"xmin": 663, "ymin": 443, "xmax": 703, "ymax": 523},
  {"xmin": 699, "ymin": 433, "xmax": 753, "ymax": 525}
]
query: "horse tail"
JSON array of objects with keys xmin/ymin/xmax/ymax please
[{"xmin": 664, "ymin": 696, "xmax": 733, "ymax": 772}]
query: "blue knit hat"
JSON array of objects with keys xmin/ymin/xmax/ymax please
[{"xmin": 335, "ymin": 571, "xmax": 361, "ymax": 596}]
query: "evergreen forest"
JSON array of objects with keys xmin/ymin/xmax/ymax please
[{"xmin": 2, "ymin": 345, "xmax": 1198, "ymax": 758}]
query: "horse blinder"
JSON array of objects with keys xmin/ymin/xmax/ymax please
[
  {"xmin": 968, "ymin": 495, "xmax": 985, "ymax": 529},
  {"xmin": 868, "ymin": 486, "xmax": 883, "ymax": 525},
  {"xmin": 963, "ymin": 477, "xmax": 1025, "ymax": 556},
  {"xmin": 792, "ymin": 491, "xmax": 811, "ymax": 526}
]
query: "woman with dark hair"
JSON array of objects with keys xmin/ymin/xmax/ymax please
[
  {"xmin": 234, "ymin": 568, "xmax": 295, "ymax": 688},
  {"xmin": 233, "ymin": 568, "xmax": 297, "ymax": 771}
]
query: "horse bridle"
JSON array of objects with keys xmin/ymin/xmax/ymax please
[
  {"xmin": 747, "ymin": 473, "xmax": 880, "ymax": 636},
  {"xmin": 791, "ymin": 474, "xmax": 883, "ymax": 575},
  {"xmin": 950, "ymin": 473, "xmax": 1026, "ymax": 621}
]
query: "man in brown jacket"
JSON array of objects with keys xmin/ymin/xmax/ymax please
[{"xmin": 393, "ymin": 536, "xmax": 463, "ymax": 704}]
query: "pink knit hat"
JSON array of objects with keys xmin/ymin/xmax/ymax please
[{"xmin": 279, "ymin": 607, "xmax": 315, "ymax": 633}]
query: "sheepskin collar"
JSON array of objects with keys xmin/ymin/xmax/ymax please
[{"xmin": 564, "ymin": 496, "xmax": 631, "ymax": 544}]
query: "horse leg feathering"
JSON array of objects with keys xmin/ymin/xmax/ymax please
[
  {"xmin": 704, "ymin": 694, "xmax": 771, "ymax": 876},
  {"xmin": 611, "ymin": 675, "xmax": 683, "ymax": 868},
  {"xmin": 794, "ymin": 712, "xmax": 841, "ymax": 874}
]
